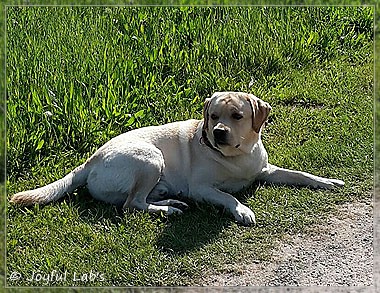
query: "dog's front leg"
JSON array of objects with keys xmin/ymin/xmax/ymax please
[
  {"xmin": 258, "ymin": 164, "xmax": 345, "ymax": 189},
  {"xmin": 194, "ymin": 187, "xmax": 256, "ymax": 225}
]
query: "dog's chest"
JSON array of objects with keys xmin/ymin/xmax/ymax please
[
  {"xmin": 211, "ymin": 145, "xmax": 267, "ymax": 191},
  {"xmin": 217, "ymin": 156, "xmax": 258, "ymax": 180}
]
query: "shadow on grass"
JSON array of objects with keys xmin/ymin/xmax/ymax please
[
  {"xmin": 63, "ymin": 186, "xmax": 125, "ymax": 225},
  {"xmin": 56, "ymin": 186, "xmax": 235, "ymax": 255},
  {"xmin": 157, "ymin": 202, "xmax": 233, "ymax": 255}
]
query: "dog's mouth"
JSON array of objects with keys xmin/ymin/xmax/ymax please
[
  {"xmin": 213, "ymin": 131, "xmax": 242, "ymax": 149},
  {"xmin": 214, "ymin": 138, "xmax": 229, "ymax": 147},
  {"xmin": 214, "ymin": 139, "xmax": 241, "ymax": 150},
  {"xmin": 202, "ymin": 129, "xmax": 241, "ymax": 154}
]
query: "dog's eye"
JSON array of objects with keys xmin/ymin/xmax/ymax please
[
  {"xmin": 232, "ymin": 113, "xmax": 243, "ymax": 120},
  {"xmin": 210, "ymin": 114, "xmax": 219, "ymax": 120}
]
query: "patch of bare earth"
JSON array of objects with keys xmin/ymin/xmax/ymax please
[{"xmin": 201, "ymin": 197, "xmax": 373, "ymax": 286}]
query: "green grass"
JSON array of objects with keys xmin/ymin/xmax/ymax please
[{"xmin": 6, "ymin": 6, "xmax": 373, "ymax": 286}]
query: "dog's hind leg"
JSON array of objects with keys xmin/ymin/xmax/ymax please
[
  {"xmin": 87, "ymin": 142, "xmax": 185, "ymax": 215},
  {"xmin": 123, "ymin": 176, "xmax": 184, "ymax": 215},
  {"xmin": 148, "ymin": 199, "xmax": 189, "ymax": 211},
  {"xmin": 146, "ymin": 182, "xmax": 189, "ymax": 211},
  {"xmin": 113, "ymin": 144, "xmax": 185, "ymax": 215},
  {"xmin": 125, "ymin": 197, "xmax": 184, "ymax": 215}
]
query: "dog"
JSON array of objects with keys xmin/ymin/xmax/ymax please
[{"xmin": 10, "ymin": 92, "xmax": 344, "ymax": 225}]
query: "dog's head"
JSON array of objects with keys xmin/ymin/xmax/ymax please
[{"xmin": 202, "ymin": 92, "xmax": 271, "ymax": 156}]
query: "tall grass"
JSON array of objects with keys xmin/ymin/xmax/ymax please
[{"xmin": 7, "ymin": 6, "xmax": 372, "ymax": 179}]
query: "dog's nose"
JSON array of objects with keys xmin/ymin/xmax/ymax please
[{"xmin": 213, "ymin": 128, "xmax": 228, "ymax": 144}]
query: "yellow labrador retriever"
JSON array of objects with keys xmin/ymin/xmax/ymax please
[{"xmin": 11, "ymin": 92, "xmax": 344, "ymax": 225}]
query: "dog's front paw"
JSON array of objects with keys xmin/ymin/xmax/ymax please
[
  {"xmin": 330, "ymin": 179, "xmax": 345, "ymax": 187},
  {"xmin": 314, "ymin": 178, "xmax": 345, "ymax": 189},
  {"xmin": 233, "ymin": 204, "xmax": 256, "ymax": 226}
]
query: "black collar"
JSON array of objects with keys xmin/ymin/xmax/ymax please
[{"xmin": 201, "ymin": 130, "xmax": 224, "ymax": 155}]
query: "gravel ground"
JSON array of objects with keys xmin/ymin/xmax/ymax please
[{"xmin": 201, "ymin": 197, "xmax": 374, "ymax": 287}]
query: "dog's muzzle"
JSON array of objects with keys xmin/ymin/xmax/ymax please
[{"xmin": 213, "ymin": 128, "xmax": 229, "ymax": 146}]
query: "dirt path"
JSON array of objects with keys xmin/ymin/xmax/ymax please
[{"xmin": 201, "ymin": 197, "xmax": 373, "ymax": 286}]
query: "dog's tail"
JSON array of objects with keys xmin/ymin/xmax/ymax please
[{"xmin": 10, "ymin": 162, "xmax": 90, "ymax": 206}]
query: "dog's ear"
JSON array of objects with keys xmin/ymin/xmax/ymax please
[
  {"xmin": 247, "ymin": 96, "xmax": 271, "ymax": 133},
  {"xmin": 202, "ymin": 98, "xmax": 211, "ymax": 131}
]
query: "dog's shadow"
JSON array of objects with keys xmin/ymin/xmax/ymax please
[
  {"xmin": 65, "ymin": 187, "xmax": 234, "ymax": 255},
  {"xmin": 156, "ymin": 202, "xmax": 233, "ymax": 255}
]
